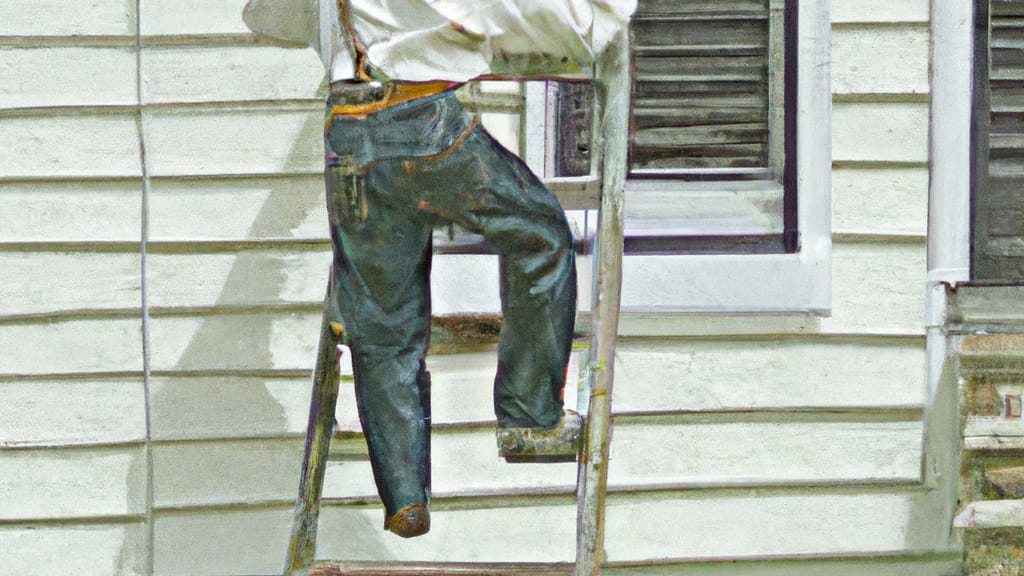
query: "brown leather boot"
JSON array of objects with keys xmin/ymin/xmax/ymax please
[{"xmin": 386, "ymin": 503, "xmax": 430, "ymax": 538}]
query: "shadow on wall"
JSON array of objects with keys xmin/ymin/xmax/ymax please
[{"xmin": 140, "ymin": 104, "xmax": 405, "ymax": 572}]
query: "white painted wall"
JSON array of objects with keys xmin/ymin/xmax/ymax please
[{"xmin": 0, "ymin": 0, "xmax": 960, "ymax": 574}]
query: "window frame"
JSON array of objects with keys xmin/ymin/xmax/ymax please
[
  {"xmin": 525, "ymin": 0, "xmax": 831, "ymax": 315},
  {"xmin": 928, "ymin": 0, "xmax": 974, "ymax": 284}
]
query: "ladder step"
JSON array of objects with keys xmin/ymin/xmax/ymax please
[{"xmin": 309, "ymin": 561, "xmax": 574, "ymax": 575}]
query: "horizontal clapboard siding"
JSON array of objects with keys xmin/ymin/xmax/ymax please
[
  {"xmin": 312, "ymin": 491, "xmax": 936, "ymax": 563},
  {"xmin": 0, "ymin": 1, "xmax": 952, "ymax": 575},
  {"xmin": 630, "ymin": 0, "xmax": 772, "ymax": 171},
  {"xmin": 831, "ymin": 27, "xmax": 929, "ymax": 96},
  {"xmin": 148, "ymin": 491, "xmax": 943, "ymax": 574},
  {"xmin": 142, "ymin": 419, "xmax": 920, "ymax": 508},
  {"xmin": 0, "ymin": 525, "xmax": 147, "ymax": 576},
  {"xmin": 326, "ymin": 421, "xmax": 921, "ymax": 495},
  {"xmin": 0, "ymin": 46, "xmax": 137, "ymax": 109},
  {"xmin": 1, "ymin": 447, "xmax": 146, "ymax": 520},
  {"xmin": 0, "ymin": 181, "xmax": 143, "ymax": 243},
  {"xmin": 1, "ymin": 114, "xmax": 143, "ymax": 179},
  {"xmin": 0, "ymin": 0, "xmax": 135, "ymax": 37}
]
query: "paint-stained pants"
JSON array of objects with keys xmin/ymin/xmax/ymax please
[{"xmin": 323, "ymin": 85, "xmax": 577, "ymax": 524}]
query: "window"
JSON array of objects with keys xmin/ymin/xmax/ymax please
[
  {"xmin": 531, "ymin": 0, "xmax": 831, "ymax": 314},
  {"xmin": 439, "ymin": 0, "xmax": 830, "ymax": 316},
  {"xmin": 545, "ymin": 0, "xmax": 796, "ymax": 255},
  {"xmin": 971, "ymin": 0, "xmax": 1024, "ymax": 283}
]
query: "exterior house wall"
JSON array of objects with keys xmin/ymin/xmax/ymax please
[{"xmin": 0, "ymin": 0, "xmax": 961, "ymax": 574}]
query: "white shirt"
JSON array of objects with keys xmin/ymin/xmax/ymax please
[{"xmin": 243, "ymin": 0, "xmax": 636, "ymax": 82}]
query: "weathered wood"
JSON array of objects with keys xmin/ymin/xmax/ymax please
[
  {"xmin": 576, "ymin": 29, "xmax": 630, "ymax": 576},
  {"xmin": 955, "ymin": 499, "xmax": 1024, "ymax": 528},
  {"xmin": 634, "ymin": 56, "xmax": 766, "ymax": 78},
  {"xmin": 629, "ymin": 0, "xmax": 772, "ymax": 171},
  {"xmin": 633, "ymin": 80, "xmax": 764, "ymax": 97},
  {"xmin": 309, "ymin": 561, "xmax": 574, "ymax": 575},
  {"xmin": 633, "ymin": 106, "xmax": 764, "ymax": 125},
  {"xmin": 633, "ymin": 19, "xmax": 766, "ymax": 48},
  {"xmin": 994, "ymin": 0, "xmax": 1024, "ymax": 14},
  {"xmin": 284, "ymin": 296, "xmax": 343, "ymax": 575},
  {"xmin": 630, "ymin": 148, "xmax": 766, "ymax": 169},
  {"xmin": 634, "ymin": 91, "xmax": 765, "ymax": 108},
  {"xmin": 635, "ymin": 0, "xmax": 767, "ymax": 15},
  {"xmin": 973, "ymin": 0, "xmax": 1024, "ymax": 282},
  {"xmin": 634, "ymin": 124, "xmax": 767, "ymax": 147}
]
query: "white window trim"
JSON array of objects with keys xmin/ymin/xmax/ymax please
[
  {"xmin": 526, "ymin": 0, "xmax": 831, "ymax": 318},
  {"xmin": 928, "ymin": 0, "xmax": 973, "ymax": 284}
]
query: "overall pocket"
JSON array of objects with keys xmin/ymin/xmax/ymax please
[{"xmin": 326, "ymin": 152, "xmax": 367, "ymax": 227}]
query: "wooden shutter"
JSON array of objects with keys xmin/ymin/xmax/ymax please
[
  {"xmin": 973, "ymin": 0, "xmax": 1024, "ymax": 282},
  {"xmin": 629, "ymin": 0, "xmax": 773, "ymax": 173}
]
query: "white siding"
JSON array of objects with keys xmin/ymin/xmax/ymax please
[
  {"xmin": 832, "ymin": 27, "xmax": 930, "ymax": 95},
  {"xmin": 143, "ymin": 109, "xmax": 322, "ymax": 177},
  {"xmin": 0, "ymin": 525, "xmax": 147, "ymax": 576},
  {"xmin": 1, "ymin": 115, "xmax": 143, "ymax": 179},
  {"xmin": 832, "ymin": 103, "xmax": 929, "ymax": 163},
  {"xmin": 139, "ymin": 0, "xmax": 251, "ymax": 36},
  {"xmin": 0, "ymin": 4, "xmax": 146, "ymax": 575},
  {"xmin": 832, "ymin": 167, "xmax": 928, "ymax": 236},
  {"xmin": 0, "ymin": 0, "xmax": 136, "ymax": 36},
  {"xmin": 0, "ymin": 46, "xmax": 137, "ymax": 108},
  {"xmin": 0, "ymin": 182, "xmax": 143, "ymax": 243},
  {"xmin": 1, "ymin": 448, "xmax": 146, "ymax": 520},
  {"xmin": 141, "ymin": 46, "xmax": 323, "ymax": 103},
  {"xmin": 0, "ymin": 319, "xmax": 144, "ymax": 375},
  {"xmin": 0, "ymin": 0, "xmax": 954, "ymax": 574},
  {"xmin": 831, "ymin": 0, "xmax": 929, "ymax": 24},
  {"xmin": 1, "ymin": 379, "xmax": 146, "ymax": 447}
]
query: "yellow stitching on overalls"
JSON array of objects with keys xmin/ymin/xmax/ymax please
[{"xmin": 417, "ymin": 116, "xmax": 480, "ymax": 163}]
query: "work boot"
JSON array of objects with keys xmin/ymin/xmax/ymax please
[
  {"xmin": 497, "ymin": 410, "xmax": 582, "ymax": 463},
  {"xmin": 386, "ymin": 503, "xmax": 430, "ymax": 538}
]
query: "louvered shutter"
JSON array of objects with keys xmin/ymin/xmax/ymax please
[
  {"xmin": 629, "ymin": 0, "xmax": 773, "ymax": 173},
  {"xmin": 973, "ymin": 0, "xmax": 1024, "ymax": 281}
]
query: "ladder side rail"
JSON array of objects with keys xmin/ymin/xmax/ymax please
[
  {"xmin": 286, "ymin": 289, "xmax": 344, "ymax": 576},
  {"xmin": 575, "ymin": 28, "xmax": 631, "ymax": 576}
]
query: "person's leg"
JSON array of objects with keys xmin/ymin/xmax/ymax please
[
  {"xmin": 324, "ymin": 121, "xmax": 433, "ymax": 537},
  {"xmin": 391, "ymin": 118, "xmax": 577, "ymax": 430},
  {"xmin": 487, "ymin": 155, "xmax": 577, "ymax": 430}
]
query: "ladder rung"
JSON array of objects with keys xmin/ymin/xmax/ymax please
[
  {"xmin": 309, "ymin": 561, "xmax": 575, "ymax": 575},
  {"xmin": 544, "ymin": 175, "xmax": 601, "ymax": 210},
  {"xmin": 431, "ymin": 232, "xmax": 595, "ymax": 255}
]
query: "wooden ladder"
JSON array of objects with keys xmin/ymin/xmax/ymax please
[{"xmin": 283, "ymin": 33, "xmax": 631, "ymax": 576}]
